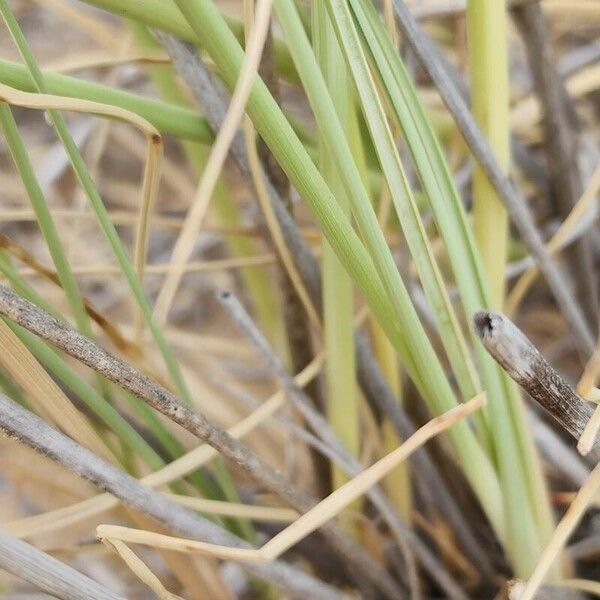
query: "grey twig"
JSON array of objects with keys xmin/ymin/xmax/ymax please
[
  {"xmin": 474, "ymin": 311, "xmax": 597, "ymax": 450},
  {"xmin": 354, "ymin": 332, "xmax": 494, "ymax": 575},
  {"xmin": 0, "ymin": 393, "xmax": 347, "ymax": 600},
  {"xmin": 156, "ymin": 35, "xmax": 328, "ymax": 486},
  {"xmin": 155, "ymin": 32, "xmax": 321, "ymax": 304},
  {"xmin": 0, "ymin": 285, "xmax": 399, "ymax": 600},
  {"xmin": 392, "ymin": 0, "xmax": 595, "ymax": 357},
  {"xmin": 529, "ymin": 410, "xmax": 590, "ymax": 487},
  {"xmin": 0, "ymin": 530, "xmax": 125, "ymax": 600},
  {"xmin": 512, "ymin": 0, "xmax": 598, "ymax": 328},
  {"xmin": 218, "ymin": 290, "xmax": 474, "ymax": 600}
]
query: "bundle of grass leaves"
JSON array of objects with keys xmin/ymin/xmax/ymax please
[{"xmin": 1, "ymin": 0, "xmax": 600, "ymax": 598}]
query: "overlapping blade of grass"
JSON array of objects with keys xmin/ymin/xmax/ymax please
[
  {"xmin": 312, "ymin": 0, "xmax": 359, "ymax": 500},
  {"xmin": 320, "ymin": 0, "xmax": 480, "ymax": 404},
  {"xmin": 0, "ymin": 58, "xmax": 214, "ymax": 143},
  {"xmin": 113, "ymin": 0, "xmax": 506, "ymax": 534},
  {"xmin": 347, "ymin": 1, "xmax": 555, "ymax": 574}
]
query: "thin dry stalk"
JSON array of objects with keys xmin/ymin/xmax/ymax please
[
  {"xmin": 511, "ymin": 461, "xmax": 600, "ymax": 600},
  {"xmin": 152, "ymin": 0, "xmax": 275, "ymax": 325},
  {"xmin": 101, "ymin": 538, "xmax": 183, "ymax": 600},
  {"xmin": 512, "ymin": 0, "xmax": 598, "ymax": 328}
]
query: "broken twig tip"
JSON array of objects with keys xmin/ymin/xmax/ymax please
[
  {"xmin": 473, "ymin": 310, "xmax": 496, "ymax": 339},
  {"xmin": 472, "ymin": 309, "xmax": 598, "ymax": 451}
]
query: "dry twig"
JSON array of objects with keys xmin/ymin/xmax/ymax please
[
  {"xmin": 0, "ymin": 530, "xmax": 124, "ymax": 600},
  {"xmin": 474, "ymin": 311, "xmax": 598, "ymax": 450},
  {"xmin": 0, "ymin": 392, "xmax": 348, "ymax": 600},
  {"xmin": 0, "ymin": 285, "xmax": 400, "ymax": 600}
]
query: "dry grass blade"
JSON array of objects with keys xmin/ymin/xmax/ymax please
[
  {"xmin": 102, "ymin": 538, "xmax": 184, "ymax": 600},
  {"xmin": 512, "ymin": 462, "xmax": 600, "ymax": 600},
  {"xmin": 9, "ymin": 253, "xmax": 278, "ymax": 277},
  {"xmin": 152, "ymin": 0, "xmax": 275, "ymax": 325},
  {"xmin": 164, "ymin": 495, "xmax": 298, "ymax": 523},
  {"xmin": 0, "ymin": 285, "xmax": 321, "ymax": 524},
  {"xmin": 242, "ymin": 117, "xmax": 321, "ymax": 329},
  {"xmin": 0, "ymin": 81, "xmax": 163, "ymax": 336},
  {"xmin": 97, "ymin": 393, "xmax": 485, "ymax": 563},
  {"xmin": 577, "ymin": 401, "xmax": 600, "ymax": 456},
  {"xmin": 43, "ymin": 48, "xmax": 170, "ymax": 73},
  {"xmin": 506, "ymin": 160, "xmax": 600, "ymax": 314},
  {"xmin": 0, "ymin": 233, "xmax": 140, "ymax": 358},
  {"xmin": 0, "ymin": 320, "xmax": 111, "ymax": 460}
]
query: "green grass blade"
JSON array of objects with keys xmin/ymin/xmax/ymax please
[
  {"xmin": 167, "ymin": 0, "xmax": 504, "ymax": 534},
  {"xmin": 320, "ymin": 0, "xmax": 480, "ymax": 405},
  {"xmin": 0, "ymin": 105, "xmax": 91, "ymax": 337},
  {"xmin": 312, "ymin": 0, "xmax": 359, "ymax": 499},
  {"xmin": 0, "ymin": 58, "xmax": 214, "ymax": 143},
  {"xmin": 348, "ymin": 1, "xmax": 554, "ymax": 575}
]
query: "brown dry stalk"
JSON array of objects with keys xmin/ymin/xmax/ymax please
[
  {"xmin": 0, "ymin": 285, "xmax": 400, "ymax": 600},
  {"xmin": 474, "ymin": 311, "xmax": 597, "ymax": 450}
]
